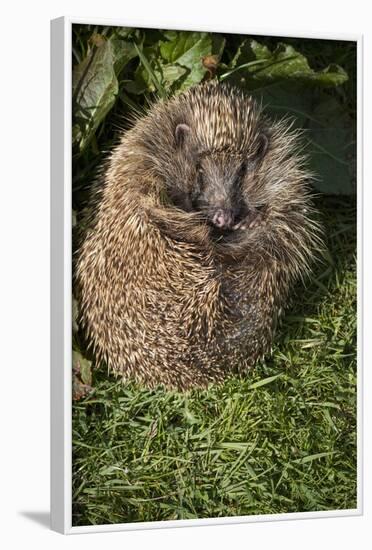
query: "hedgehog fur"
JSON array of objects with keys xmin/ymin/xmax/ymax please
[{"xmin": 75, "ymin": 81, "xmax": 321, "ymax": 390}]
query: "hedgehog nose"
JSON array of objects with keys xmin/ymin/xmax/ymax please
[{"xmin": 212, "ymin": 209, "xmax": 234, "ymax": 230}]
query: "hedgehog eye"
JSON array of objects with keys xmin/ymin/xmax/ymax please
[{"xmin": 236, "ymin": 161, "xmax": 247, "ymax": 181}]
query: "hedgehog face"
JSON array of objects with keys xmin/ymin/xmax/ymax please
[
  {"xmin": 190, "ymin": 153, "xmax": 249, "ymax": 231},
  {"xmin": 169, "ymin": 122, "xmax": 269, "ymax": 236}
]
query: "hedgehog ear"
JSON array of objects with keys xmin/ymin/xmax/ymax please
[
  {"xmin": 246, "ymin": 133, "xmax": 269, "ymax": 173},
  {"xmin": 175, "ymin": 123, "xmax": 191, "ymax": 148}
]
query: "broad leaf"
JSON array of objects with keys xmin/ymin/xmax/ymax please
[
  {"xmin": 254, "ymin": 82, "xmax": 314, "ymax": 128},
  {"xmin": 223, "ymin": 40, "xmax": 348, "ymax": 88},
  {"xmin": 125, "ymin": 32, "xmax": 225, "ymax": 97},
  {"xmin": 72, "ymin": 350, "xmax": 92, "ymax": 386},
  {"xmin": 72, "ymin": 36, "xmax": 118, "ymax": 153},
  {"xmin": 110, "ymin": 39, "xmax": 138, "ymax": 75},
  {"xmin": 223, "ymin": 39, "xmax": 353, "ymax": 194},
  {"xmin": 72, "ymin": 349, "xmax": 93, "ymax": 401},
  {"xmin": 159, "ymin": 31, "xmax": 213, "ymax": 90}
]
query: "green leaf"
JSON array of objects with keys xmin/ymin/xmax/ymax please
[
  {"xmin": 162, "ymin": 64, "xmax": 187, "ymax": 85},
  {"xmin": 122, "ymin": 77, "xmax": 148, "ymax": 96},
  {"xmin": 229, "ymin": 39, "xmax": 254, "ymax": 69},
  {"xmin": 72, "ymin": 350, "xmax": 92, "ymax": 386},
  {"xmin": 134, "ymin": 42, "xmax": 188, "ymax": 93},
  {"xmin": 223, "ymin": 39, "xmax": 348, "ymax": 88},
  {"xmin": 161, "ymin": 30, "xmax": 179, "ymax": 41},
  {"xmin": 132, "ymin": 31, "xmax": 213, "ymax": 96},
  {"xmin": 72, "ymin": 36, "xmax": 118, "ymax": 154},
  {"xmin": 159, "ymin": 31, "xmax": 204, "ymax": 63},
  {"xmin": 253, "ymin": 43, "xmax": 312, "ymax": 79},
  {"xmin": 134, "ymin": 43, "xmax": 167, "ymax": 99},
  {"xmin": 110, "ymin": 39, "xmax": 138, "ymax": 75},
  {"xmin": 253, "ymin": 82, "xmax": 313, "ymax": 127},
  {"xmin": 248, "ymin": 374, "xmax": 283, "ymax": 390},
  {"xmin": 293, "ymin": 451, "xmax": 336, "ymax": 464},
  {"xmin": 250, "ymin": 40, "xmax": 272, "ymax": 61},
  {"xmin": 113, "ymin": 27, "xmax": 136, "ymax": 40},
  {"xmin": 308, "ymin": 64, "xmax": 349, "ymax": 87},
  {"xmin": 72, "ymin": 350, "xmax": 93, "ymax": 400},
  {"xmin": 159, "ymin": 31, "xmax": 212, "ymax": 90}
]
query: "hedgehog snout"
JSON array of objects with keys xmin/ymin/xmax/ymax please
[{"xmin": 211, "ymin": 208, "xmax": 234, "ymax": 230}]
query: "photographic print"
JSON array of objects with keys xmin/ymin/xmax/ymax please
[{"xmin": 51, "ymin": 18, "xmax": 359, "ymax": 533}]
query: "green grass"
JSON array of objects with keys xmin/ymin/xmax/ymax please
[{"xmin": 72, "ymin": 195, "xmax": 357, "ymax": 526}]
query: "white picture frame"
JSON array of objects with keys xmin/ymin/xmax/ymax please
[{"xmin": 51, "ymin": 16, "xmax": 363, "ymax": 534}]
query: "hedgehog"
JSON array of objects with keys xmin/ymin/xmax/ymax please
[{"xmin": 75, "ymin": 81, "xmax": 321, "ymax": 391}]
